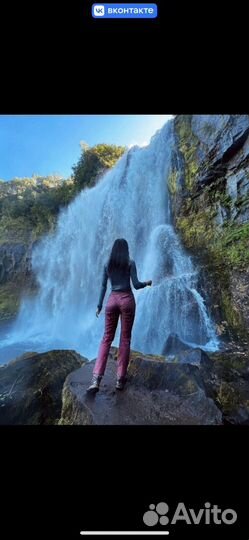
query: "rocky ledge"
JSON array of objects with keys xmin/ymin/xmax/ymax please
[
  {"xmin": 59, "ymin": 348, "xmax": 222, "ymax": 425},
  {"xmin": 0, "ymin": 349, "xmax": 86, "ymax": 424},
  {"xmin": 0, "ymin": 345, "xmax": 248, "ymax": 425}
]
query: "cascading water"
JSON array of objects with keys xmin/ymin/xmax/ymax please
[{"xmin": 0, "ymin": 119, "xmax": 219, "ymax": 363}]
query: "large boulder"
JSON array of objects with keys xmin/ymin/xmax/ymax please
[
  {"xmin": 200, "ymin": 349, "xmax": 249, "ymax": 424},
  {"xmin": 0, "ymin": 350, "xmax": 86, "ymax": 424},
  {"xmin": 2, "ymin": 345, "xmax": 245, "ymax": 425},
  {"xmin": 162, "ymin": 333, "xmax": 192, "ymax": 355},
  {"xmin": 60, "ymin": 347, "xmax": 222, "ymax": 425},
  {"xmin": 177, "ymin": 347, "xmax": 212, "ymax": 366}
]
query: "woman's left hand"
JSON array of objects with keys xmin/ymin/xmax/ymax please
[{"xmin": 96, "ymin": 308, "xmax": 101, "ymax": 317}]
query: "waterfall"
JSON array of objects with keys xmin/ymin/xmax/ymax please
[{"xmin": 0, "ymin": 119, "xmax": 219, "ymax": 363}]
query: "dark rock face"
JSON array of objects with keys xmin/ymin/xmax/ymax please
[
  {"xmin": 0, "ymin": 243, "xmax": 32, "ymax": 284},
  {"xmin": 192, "ymin": 115, "xmax": 249, "ymax": 189},
  {"xmin": 230, "ymin": 268, "xmax": 249, "ymax": 333},
  {"xmin": 200, "ymin": 349, "xmax": 249, "ymax": 425},
  {"xmin": 162, "ymin": 333, "xmax": 192, "ymax": 355},
  {"xmin": 60, "ymin": 348, "xmax": 222, "ymax": 425},
  {"xmin": 0, "ymin": 350, "xmax": 86, "ymax": 425},
  {"xmin": 169, "ymin": 114, "xmax": 249, "ymax": 346},
  {"xmin": 0, "ymin": 240, "xmax": 38, "ymax": 321},
  {"xmin": 177, "ymin": 348, "xmax": 211, "ymax": 366}
]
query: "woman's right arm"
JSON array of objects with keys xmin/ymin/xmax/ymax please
[{"xmin": 130, "ymin": 260, "xmax": 152, "ymax": 289}]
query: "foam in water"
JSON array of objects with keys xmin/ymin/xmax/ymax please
[{"xmin": 0, "ymin": 119, "xmax": 219, "ymax": 363}]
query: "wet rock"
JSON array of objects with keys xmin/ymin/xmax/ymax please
[
  {"xmin": 171, "ymin": 114, "xmax": 249, "ymax": 345},
  {"xmin": 177, "ymin": 347, "xmax": 211, "ymax": 366},
  {"xmin": 200, "ymin": 350, "xmax": 249, "ymax": 424},
  {"xmin": 60, "ymin": 347, "xmax": 222, "ymax": 425},
  {"xmin": 230, "ymin": 268, "xmax": 249, "ymax": 333},
  {"xmin": 0, "ymin": 243, "xmax": 31, "ymax": 284},
  {"xmin": 192, "ymin": 115, "xmax": 249, "ymax": 173},
  {"xmin": 162, "ymin": 333, "xmax": 192, "ymax": 355},
  {"xmin": 0, "ymin": 349, "xmax": 86, "ymax": 424}
]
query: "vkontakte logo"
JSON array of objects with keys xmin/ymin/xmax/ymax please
[
  {"xmin": 93, "ymin": 5, "xmax": 105, "ymax": 16},
  {"xmin": 143, "ymin": 502, "xmax": 238, "ymax": 527}
]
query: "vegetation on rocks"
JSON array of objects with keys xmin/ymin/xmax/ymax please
[
  {"xmin": 72, "ymin": 143, "xmax": 126, "ymax": 191},
  {"xmin": 174, "ymin": 115, "xmax": 199, "ymax": 191},
  {"xmin": 0, "ymin": 283, "xmax": 27, "ymax": 320},
  {"xmin": 176, "ymin": 198, "xmax": 249, "ymax": 269},
  {"xmin": 168, "ymin": 169, "xmax": 179, "ymax": 195},
  {"xmin": 169, "ymin": 114, "xmax": 249, "ymax": 344},
  {"xmin": 0, "ymin": 175, "xmax": 75, "ymax": 244},
  {"xmin": 0, "ymin": 144, "xmax": 126, "ymax": 319},
  {"xmin": 207, "ymin": 351, "xmax": 249, "ymax": 423},
  {"xmin": 0, "ymin": 145, "xmax": 126, "ymax": 246}
]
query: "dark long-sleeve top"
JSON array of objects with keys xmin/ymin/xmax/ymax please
[{"xmin": 97, "ymin": 259, "xmax": 147, "ymax": 310}]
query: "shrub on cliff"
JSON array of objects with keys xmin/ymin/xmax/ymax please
[
  {"xmin": 0, "ymin": 145, "xmax": 126, "ymax": 243},
  {"xmin": 72, "ymin": 143, "xmax": 126, "ymax": 191},
  {"xmin": 0, "ymin": 176, "xmax": 76, "ymax": 241}
]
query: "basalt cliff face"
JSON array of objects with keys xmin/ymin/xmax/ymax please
[{"xmin": 169, "ymin": 115, "xmax": 249, "ymax": 347}]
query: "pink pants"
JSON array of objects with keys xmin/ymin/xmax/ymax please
[{"xmin": 94, "ymin": 291, "xmax": 136, "ymax": 379}]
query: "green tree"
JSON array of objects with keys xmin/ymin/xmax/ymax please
[{"xmin": 72, "ymin": 143, "xmax": 126, "ymax": 191}]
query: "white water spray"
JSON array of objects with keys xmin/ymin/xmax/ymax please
[{"xmin": 0, "ymin": 120, "xmax": 219, "ymax": 362}]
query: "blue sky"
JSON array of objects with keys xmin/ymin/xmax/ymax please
[{"xmin": 0, "ymin": 115, "xmax": 173, "ymax": 181}]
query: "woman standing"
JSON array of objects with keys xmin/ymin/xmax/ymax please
[{"xmin": 87, "ymin": 238, "xmax": 152, "ymax": 394}]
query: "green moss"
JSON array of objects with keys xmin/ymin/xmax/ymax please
[
  {"xmin": 185, "ymin": 379, "xmax": 197, "ymax": 393},
  {"xmin": 0, "ymin": 282, "xmax": 37, "ymax": 321},
  {"xmin": 235, "ymin": 194, "xmax": 249, "ymax": 208},
  {"xmin": 220, "ymin": 290, "xmax": 247, "ymax": 338},
  {"xmin": 211, "ymin": 352, "xmax": 249, "ymax": 375},
  {"xmin": 219, "ymin": 193, "xmax": 233, "ymax": 209},
  {"xmin": 0, "ymin": 214, "xmax": 56, "ymax": 245},
  {"xmin": 72, "ymin": 144, "xmax": 126, "ymax": 190},
  {"xmin": 217, "ymin": 382, "xmax": 239, "ymax": 413},
  {"xmin": 168, "ymin": 169, "xmax": 179, "ymax": 195},
  {"xmin": 0, "ymin": 217, "xmax": 31, "ymax": 244},
  {"xmin": 175, "ymin": 116, "xmax": 199, "ymax": 192},
  {"xmin": 176, "ymin": 205, "xmax": 217, "ymax": 251},
  {"xmin": 177, "ymin": 197, "xmax": 249, "ymax": 270},
  {"xmin": 173, "ymin": 116, "xmax": 249, "ymax": 343},
  {"xmin": 176, "ymin": 195, "xmax": 249, "ymax": 337},
  {"xmin": 215, "ymin": 379, "xmax": 249, "ymax": 419},
  {"xmin": 212, "ymin": 222, "xmax": 249, "ymax": 268},
  {"xmin": 0, "ymin": 283, "xmax": 22, "ymax": 320}
]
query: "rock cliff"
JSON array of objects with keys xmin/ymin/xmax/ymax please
[{"xmin": 169, "ymin": 115, "xmax": 249, "ymax": 345}]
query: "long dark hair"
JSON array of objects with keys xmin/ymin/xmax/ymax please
[{"xmin": 107, "ymin": 238, "xmax": 130, "ymax": 274}]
